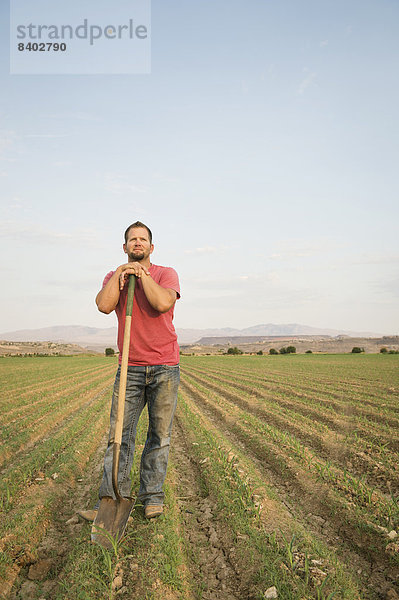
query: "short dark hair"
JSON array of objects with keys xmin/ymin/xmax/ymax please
[{"xmin": 124, "ymin": 221, "xmax": 152, "ymax": 244}]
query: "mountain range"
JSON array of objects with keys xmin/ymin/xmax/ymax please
[{"xmin": 0, "ymin": 324, "xmax": 384, "ymax": 349}]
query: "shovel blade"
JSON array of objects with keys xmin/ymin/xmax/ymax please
[{"xmin": 91, "ymin": 496, "xmax": 134, "ymax": 549}]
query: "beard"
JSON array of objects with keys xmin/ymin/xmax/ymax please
[{"xmin": 128, "ymin": 250, "xmax": 145, "ymax": 261}]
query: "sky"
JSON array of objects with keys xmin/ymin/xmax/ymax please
[{"xmin": 1, "ymin": 0, "xmax": 398, "ymax": 335}]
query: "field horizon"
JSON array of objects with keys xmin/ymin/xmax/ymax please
[{"xmin": 0, "ymin": 321, "xmax": 393, "ymax": 348}]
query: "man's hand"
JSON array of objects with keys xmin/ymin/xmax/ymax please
[{"xmin": 119, "ymin": 262, "xmax": 150, "ymax": 290}]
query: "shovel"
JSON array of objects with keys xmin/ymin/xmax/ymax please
[{"xmin": 91, "ymin": 274, "xmax": 136, "ymax": 549}]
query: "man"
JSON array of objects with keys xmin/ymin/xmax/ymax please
[{"xmin": 79, "ymin": 221, "xmax": 180, "ymax": 521}]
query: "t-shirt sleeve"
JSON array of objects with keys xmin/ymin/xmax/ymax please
[
  {"xmin": 159, "ymin": 267, "xmax": 181, "ymax": 299},
  {"xmin": 102, "ymin": 271, "xmax": 115, "ymax": 288}
]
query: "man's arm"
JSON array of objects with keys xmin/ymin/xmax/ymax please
[
  {"xmin": 96, "ymin": 263, "xmax": 176, "ymax": 314},
  {"xmin": 140, "ymin": 276, "xmax": 177, "ymax": 313},
  {"xmin": 95, "ymin": 268, "xmax": 123, "ymax": 314}
]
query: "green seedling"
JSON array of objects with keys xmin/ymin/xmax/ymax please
[
  {"xmin": 282, "ymin": 533, "xmax": 297, "ymax": 572},
  {"xmin": 365, "ymin": 486, "xmax": 376, "ymax": 505},
  {"xmin": 304, "ymin": 550, "xmax": 310, "ymax": 586},
  {"xmin": 315, "ymin": 574, "xmax": 338, "ymax": 600}
]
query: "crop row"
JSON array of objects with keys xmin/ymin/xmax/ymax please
[
  {"xmin": 0, "ymin": 354, "xmax": 113, "ymax": 386},
  {"xmin": 0, "ymin": 386, "xmax": 113, "ymax": 593},
  {"xmin": 191, "ymin": 353, "xmax": 399, "ymax": 399},
  {"xmin": 182, "ymin": 357, "xmax": 399, "ymax": 455},
  {"xmin": 51, "ymin": 385, "xmax": 362, "ymax": 600},
  {"xmin": 1, "ymin": 365, "xmax": 114, "ymax": 430},
  {"xmin": 2, "ymin": 354, "xmax": 397, "ymax": 600},
  {"xmin": 185, "ymin": 360, "xmax": 399, "ymax": 422},
  {"xmin": 210, "ymin": 354, "xmax": 399, "ymax": 390},
  {"xmin": 182, "ymin": 366, "xmax": 399, "ymax": 480},
  {"xmin": 181, "ymin": 372, "xmax": 398, "ymax": 531},
  {"xmin": 0, "ymin": 361, "xmax": 116, "ymax": 409},
  {"xmin": 0, "ymin": 383, "xmax": 112, "ymax": 515},
  {"xmin": 174, "ymin": 388, "xmax": 364, "ymax": 599},
  {"xmin": 177, "ymin": 366, "xmax": 398, "ymax": 595}
]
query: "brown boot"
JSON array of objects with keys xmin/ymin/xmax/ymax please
[
  {"xmin": 144, "ymin": 505, "xmax": 163, "ymax": 519},
  {"xmin": 77, "ymin": 509, "xmax": 98, "ymax": 522}
]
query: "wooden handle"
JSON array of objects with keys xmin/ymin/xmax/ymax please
[{"xmin": 113, "ymin": 275, "xmax": 136, "ymax": 499}]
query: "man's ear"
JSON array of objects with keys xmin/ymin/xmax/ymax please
[
  {"xmin": 150, "ymin": 244, "xmax": 154, "ymax": 255},
  {"xmin": 123, "ymin": 243, "xmax": 127, "ymax": 254}
]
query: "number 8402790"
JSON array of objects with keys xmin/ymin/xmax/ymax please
[{"xmin": 18, "ymin": 42, "xmax": 66, "ymax": 51}]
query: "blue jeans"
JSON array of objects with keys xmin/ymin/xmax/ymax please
[{"xmin": 99, "ymin": 364, "xmax": 179, "ymax": 506}]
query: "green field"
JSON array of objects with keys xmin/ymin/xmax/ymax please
[{"xmin": 0, "ymin": 354, "xmax": 398, "ymax": 599}]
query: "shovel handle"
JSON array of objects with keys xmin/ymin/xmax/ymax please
[
  {"xmin": 113, "ymin": 274, "xmax": 136, "ymax": 500},
  {"xmin": 125, "ymin": 273, "xmax": 136, "ymax": 317}
]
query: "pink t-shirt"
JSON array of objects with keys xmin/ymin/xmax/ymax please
[{"xmin": 102, "ymin": 264, "xmax": 180, "ymax": 366}]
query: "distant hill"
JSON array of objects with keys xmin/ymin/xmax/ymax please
[
  {"xmin": 195, "ymin": 334, "xmax": 330, "ymax": 345},
  {"xmin": 0, "ymin": 340, "xmax": 92, "ymax": 356},
  {"xmin": 176, "ymin": 323, "xmax": 382, "ymax": 344},
  {"xmin": 182, "ymin": 335, "xmax": 399, "ymax": 355},
  {"xmin": 0, "ymin": 325, "xmax": 118, "ymax": 351},
  {"xmin": 0, "ymin": 323, "xmax": 385, "ymax": 349}
]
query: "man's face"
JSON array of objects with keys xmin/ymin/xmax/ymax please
[{"xmin": 123, "ymin": 227, "xmax": 154, "ymax": 262}]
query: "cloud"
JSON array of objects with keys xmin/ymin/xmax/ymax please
[
  {"xmin": 0, "ymin": 221, "xmax": 100, "ymax": 247},
  {"xmin": 24, "ymin": 133, "xmax": 71, "ymax": 138},
  {"xmin": 269, "ymin": 251, "xmax": 315, "ymax": 260},
  {"xmin": 320, "ymin": 40, "xmax": 328, "ymax": 47},
  {"xmin": 8, "ymin": 196, "xmax": 25, "ymax": 210},
  {"xmin": 350, "ymin": 254, "xmax": 399, "ymax": 266},
  {"xmin": 0, "ymin": 130, "xmax": 17, "ymax": 157},
  {"xmin": 267, "ymin": 238, "xmax": 333, "ymax": 261},
  {"xmin": 375, "ymin": 277, "xmax": 399, "ymax": 299},
  {"xmin": 185, "ymin": 245, "xmax": 230, "ymax": 255},
  {"xmin": 184, "ymin": 272, "xmax": 281, "ymax": 293},
  {"xmin": 1, "ymin": 130, "xmax": 70, "ymax": 164},
  {"xmin": 297, "ymin": 69, "xmax": 317, "ymax": 95},
  {"xmin": 104, "ymin": 173, "xmax": 148, "ymax": 195},
  {"xmin": 182, "ymin": 276, "xmax": 324, "ymax": 309},
  {"xmin": 40, "ymin": 276, "xmax": 100, "ymax": 292},
  {"xmin": 329, "ymin": 253, "xmax": 399, "ymax": 269},
  {"xmin": 153, "ymin": 172, "xmax": 181, "ymax": 184},
  {"xmin": 44, "ymin": 111, "xmax": 103, "ymax": 122},
  {"xmin": 0, "ymin": 196, "xmax": 32, "ymax": 215},
  {"xmin": 241, "ymin": 80, "xmax": 249, "ymax": 95}
]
